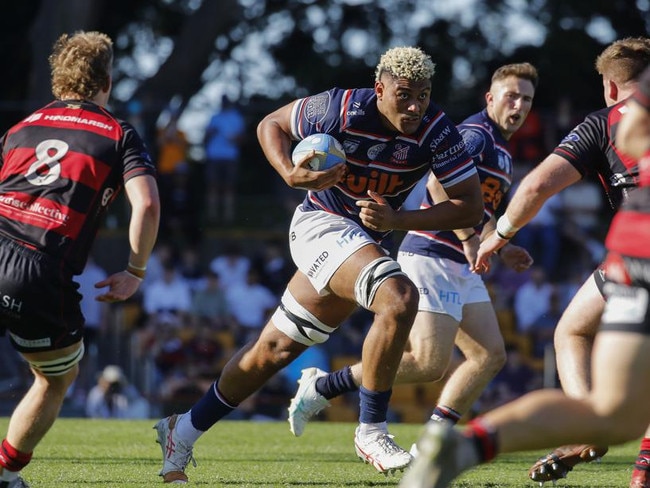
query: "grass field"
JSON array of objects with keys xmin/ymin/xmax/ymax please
[{"xmin": 5, "ymin": 418, "xmax": 640, "ymax": 487}]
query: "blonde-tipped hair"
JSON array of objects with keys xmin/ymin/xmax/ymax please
[
  {"xmin": 49, "ymin": 31, "xmax": 113, "ymax": 100},
  {"xmin": 595, "ymin": 37, "xmax": 650, "ymax": 85},
  {"xmin": 375, "ymin": 46, "xmax": 436, "ymax": 82}
]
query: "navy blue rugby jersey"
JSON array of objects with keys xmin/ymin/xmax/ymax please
[
  {"xmin": 553, "ymin": 99, "xmax": 638, "ymax": 210},
  {"xmin": 400, "ymin": 109, "xmax": 513, "ymax": 263},
  {"xmin": 0, "ymin": 99, "xmax": 156, "ymax": 274},
  {"xmin": 290, "ymin": 87, "xmax": 477, "ymax": 242}
]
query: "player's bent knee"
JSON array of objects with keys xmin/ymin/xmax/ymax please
[
  {"xmin": 407, "ymin": 350, "xmax": 448, "ymax": 381},
  {"xmin": 272, "ymin": 290, "xmax": 337, "ymax": 346},
  {"xmin": 28, "ymin": 342, "xmax": 85, "ymax": 377},
  {"xmin": 354, "ymin": 256, "xmax": 409, "ymax": 310},
  {"xmin": 480, "ymin": 343, "xmax": 507, "ymax": 372}
]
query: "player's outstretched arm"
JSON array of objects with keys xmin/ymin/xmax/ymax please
[{"xmin": 474, "ymin": 153, "xmax": 580, "ymax": 272}]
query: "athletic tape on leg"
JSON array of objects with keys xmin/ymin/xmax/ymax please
[
  {"xmin": 272, "ymin": 290, "xmax": 336, "ymax": 346},
  {"xmin": 354, "ymin": 256, "xmax": 406, "ymax": 309},
  {"xmin": 28, "ymin": 342, "xmax": 85, "ymax": 376}
]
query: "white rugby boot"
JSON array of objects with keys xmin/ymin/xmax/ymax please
[
  {"xmin": 354, "ymin": 425, "xmax": 413, "ymax": 475},
  {"xmin": 287, "ymin": 367, "xmax": 331, "ymax": 436},
  {"xmin": 154, "ymin": 414, "xmax": 197, "ymax": 483}
]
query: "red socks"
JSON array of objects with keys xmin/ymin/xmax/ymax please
[
  {"xmin": 464, "ymin": 418, "xmax": 499, "ymax": 462},
  {"xmin": 0, "ymin": 439, "xmax": 32, "ymax": 473}
]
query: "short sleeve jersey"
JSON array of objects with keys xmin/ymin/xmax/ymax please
[
  {"xmin": 606, "ymin": 68, "xmax": 650, "ymax": 259},
  {"xmin": 399, "ymin": 109, "xmax": 513, "ymax": 263},
  {"xmin": 290, "ymin": 87, "xmax": 477, "ymax": 242},
  {"xmin": 0, "ymin": 100, "xmax": 156, "ymax": 274},
  {"xmin": 552, "ymin": 100, "xmax": 639, "ymax": 210}
]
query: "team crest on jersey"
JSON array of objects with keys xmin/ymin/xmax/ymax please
[
  {"xmin": 390, "ymin": 144, "xmax": 410, "ymax": 165},
  {"xmin": 304, "ymin": 93, "xmax": 330, "ymax": 125},
  {"xmin": 101, "ymin": 188, "xmax": 115, "ymax": 207},
  {"xmin": 343, "ymin": 139, "xmax": 360, "ymax": 155},
  {"xmin": 460, "ymin": 128, "xmax": 485, "ymax": 158},
  {"xmin": 560, "ymin": 133, "xmax": 580, "ymax": 144},
  {"xmin": 367, "ymin": 143, "xmax": 386, "ymax": 160},
  {"xmin": 610, "ymin": 172, "xmax": 632, "ymax": 187}
]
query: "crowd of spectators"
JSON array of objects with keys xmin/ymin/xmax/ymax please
[{"xmin": 0, "ymin": 97, "xmax": 614, "ymax": 423}]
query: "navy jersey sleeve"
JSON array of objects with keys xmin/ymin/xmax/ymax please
[
  {"xmin": 290, "ymin": 88, "xmax": 343, "ymax": 139},
  {"xmin": 430, "ymin": 115, "xmax": 477, "ymax": 189}
]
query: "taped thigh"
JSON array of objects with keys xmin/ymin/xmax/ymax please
[
  {"xmin": 272, "ymin": 290, "xmax": 336, "ymax": 346},
  {"xmin": 355, "ymin": 256, "xmax": 406, "ymax": 309},
  {"xmin": 28, "ymin": 342, "xmax": 85, "ymax": 376}
]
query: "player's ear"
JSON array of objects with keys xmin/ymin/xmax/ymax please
[
  {"xmin": 375, "ymin": 79, "xmax": 384, "ymax": 100},
  {"xmin": 485, "ymin": 90, "xmax": 493, "ymax": 106},
  {"xmin": 606, "ymin": 78, "xmax": 618, "ymax": 102}
]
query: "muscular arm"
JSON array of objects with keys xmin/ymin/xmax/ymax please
[
  {"xmin": 428, "ymin": 174, "xmax": 479, "ymax": 241},
  {"xmin": 256, "ymin": 103, "xmax": 345, "ymax": 191},
  {"xmin": 473, "ymin": 153, "xmax": 581, "ymax": 271},
  {"xmin": 359, "ymin": 172, "xmax": 483, "ymax": 232},
  {"xmin": 95, "ymin": 174, "xmax": 160, "ymax": 302},
  {"xmin": 124, "ymin": 174, "xmax": 160, "ymax": 268},
  {"xmin": 502, "ymin": 153, "xmax": 581, "ymax": 232}
]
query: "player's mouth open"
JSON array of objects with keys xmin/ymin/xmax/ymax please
[{"xmin": 403, "ymin": 115, "xmax": 420, "ymax": 124}]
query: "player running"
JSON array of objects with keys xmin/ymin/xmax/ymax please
[
  {"xmin": 400, "ymin": 36, "xmax": 650, "ymax": 487},
  {"xmin": 0, "ymin": 31, "xmax": 159, "ymax": 488},
  {"xmin": 153, "ymin": 46, "xmax": 483, "ymax": 482},
  {"xmin": 399, "ymin": 61, "xmax": 650, "ymax": 488},
  {"xmin": 287, "ymin": 63, "xmax": 537, "ymax": 440}
]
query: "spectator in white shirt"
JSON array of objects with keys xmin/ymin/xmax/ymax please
[
  {"xmin": 513, "ymin": 266, "xmax": 555, "ymax": 333},
  {"xmin": 209, "ymin": 242, "xmax": 250, "ymax": 288},
  {"xmin": 225, "ymin": 267, "xmax": 277, "ymax": 345},
  {"xmin": 143, "ymin": 261, "xmax": 192, "ymax": 328}
]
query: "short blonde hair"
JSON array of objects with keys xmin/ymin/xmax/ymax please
[
  {"xmin": 595, "ymin": 37, "xmax": 650, "ymax": 85},
  {"xmin": 49, "ymin": 31, "xmax": 113, "ymax": 100},
  {"xmin": 491, "ymin": 62, "xmax": 539, "ymax": 89},
  {"xmin": 375, "ymin": 46, "xmax": 436, "ymax": 82}
]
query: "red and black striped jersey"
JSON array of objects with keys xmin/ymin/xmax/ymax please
[
  {"xmin": 0, "ymin": 99, "xmax": 156, "ymax": 274},
  {"xmin": 552, "ymin": 99, "xmax": 638, "ymax": 210},
  {"xmin": 606, "ymin": 151, "xmax": 650, "ymax": 259}
]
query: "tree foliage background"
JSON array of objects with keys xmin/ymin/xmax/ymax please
[{"xmin": 2, "ymin": 0, "xmax": 649, "ymax": 200}]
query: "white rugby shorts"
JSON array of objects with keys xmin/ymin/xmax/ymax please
[
  {"xmin": 397, "ymin": 250, "xmax": 490, "ymax": 322},
  {"xmin": 289, "ymin": 205, "xmax": 377, "ymax": 295}
]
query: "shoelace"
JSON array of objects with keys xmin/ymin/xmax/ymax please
[
  {"xmin": 299, "ymin": 394, "xmax": 328, "ymax": 416},
  {"xmin": 173, "ymin": 440, "xmax": 198, "ymax": 470},
  {"xmin": 374, "ymin": 434, "xmax": 404, "ymax": 455}
]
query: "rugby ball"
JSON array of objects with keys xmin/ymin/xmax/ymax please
[{"xmin": 291, "ymin": 134, "xmax": 346, "ymax": 171}]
